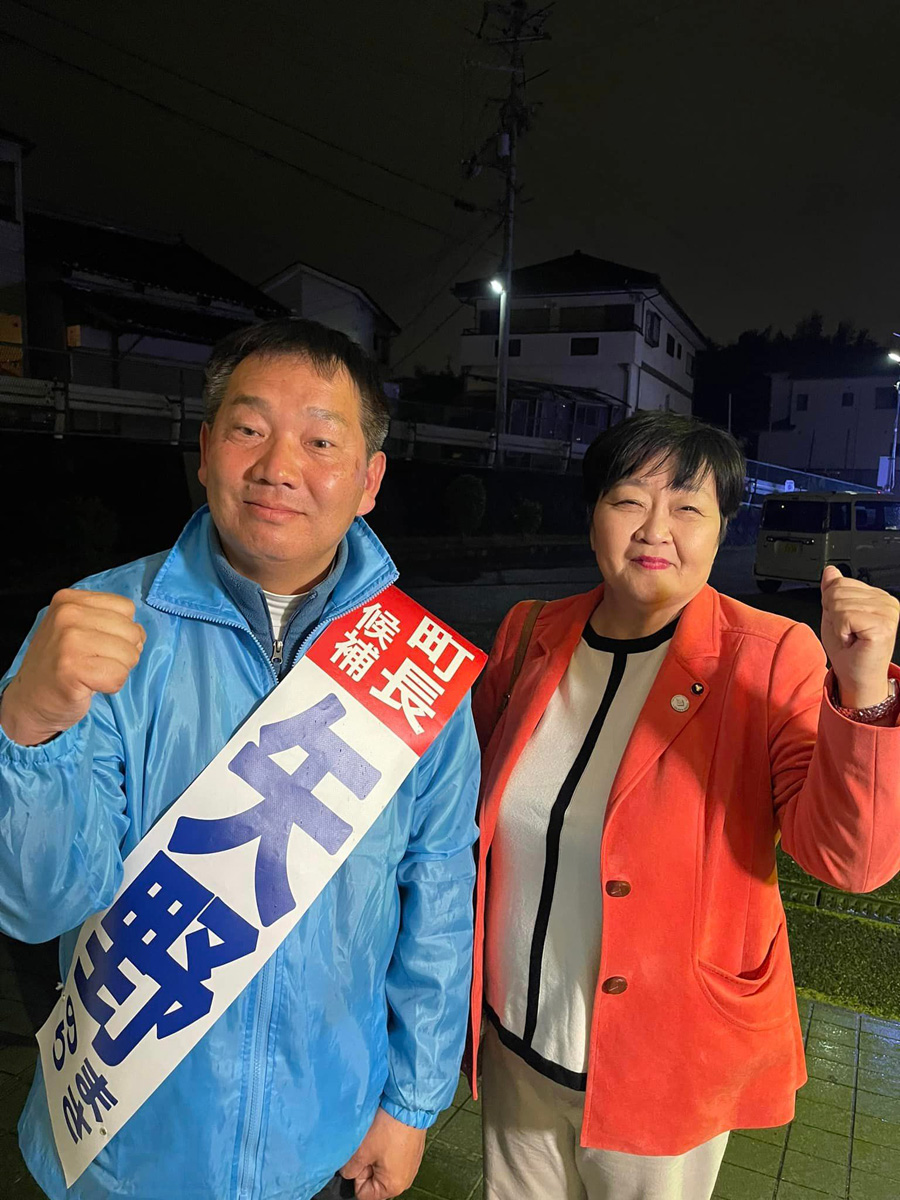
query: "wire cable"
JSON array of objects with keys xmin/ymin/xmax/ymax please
[
  {"xmin": 9, "ymin": 0, "xmax": 482, "ymax": 211},
  {"xmin": 393, "ymin": 219, "xmax": 503, "ymax": 369},
  {"xmin": 0, "ymin": 27, "xmax": 470, "ymax": 241}
]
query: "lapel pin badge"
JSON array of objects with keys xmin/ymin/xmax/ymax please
[{"xmin": 671, "ymin": 694, "xmax": 690, "ymax": 713}]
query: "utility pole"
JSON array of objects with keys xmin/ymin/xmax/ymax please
[{"xmin": 467, "ymin": 1, "xmax": 551, "ymax": 467}]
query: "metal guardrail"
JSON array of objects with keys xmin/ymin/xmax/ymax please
[{"xmin": 0, "ymin": 345, "xmax": 885, "ymax": 487}]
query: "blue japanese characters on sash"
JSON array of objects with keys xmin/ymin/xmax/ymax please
[
  {"xmin": 72, "ymin": 851, "xmax": 258, "ymax": 1068},
  {"xmin": 61, "ymin": 692, "xmax": 380, "ymax": 1101},
  {"xmin": 169, "ymin": 695, "xmax": 381, "ymax": 926}
]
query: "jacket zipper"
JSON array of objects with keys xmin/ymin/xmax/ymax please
[{"xmin": 149, "ymin": 571, "xmax": 398, "ymax": 1200}]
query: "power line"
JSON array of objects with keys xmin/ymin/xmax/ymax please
[
  {"xmin": 391, "ymin": 303, "xmax": 468, "ymax": 372},
  {"xmin": 9, "ymin": 0, "xmax": 483, "ymax": 212},
  {"xmin": 0, "ymin": 27, "xmax": 470, "ymax": 241},
  {"xmin": 393, "ymin": 220, "xmax": 504, "ymax": 369}
]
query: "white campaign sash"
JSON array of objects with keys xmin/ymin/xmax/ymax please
[{"xmin": 37, "ymin": 586, "xmax": 486, "ymax": 1186}]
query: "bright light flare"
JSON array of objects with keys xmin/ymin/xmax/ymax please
[
  {"xmin": 489, "ymin": 278, "xmax": 504, "ymax": 295},
  {"xmin": 889, "ymin": 352, "xmax": 900, "ymax": 363}
]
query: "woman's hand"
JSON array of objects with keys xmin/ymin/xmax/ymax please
[{"xmin": 820, "ymin": 566, "xmax": 900, "ymax": 709}]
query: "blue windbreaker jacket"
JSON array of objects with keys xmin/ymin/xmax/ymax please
[{"xmin": 0, "ymin": 508, "xmax": 480, "ymax": 1200}]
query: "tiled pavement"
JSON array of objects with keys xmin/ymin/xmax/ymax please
[
  {"xmin": 4, "ymin": 963, "xmax": 900, "ymax": 1199},
  {"xmin": 402, "ymin": 996, "xmax": 900, "ymax": 1200}
]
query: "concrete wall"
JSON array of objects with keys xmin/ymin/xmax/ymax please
[{"xmin": 266, "ymin": 270, "xmax": 377, "ymax": 355}]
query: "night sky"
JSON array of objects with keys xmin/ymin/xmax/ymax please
[{"xmin": 2, "ymin": 0, "xmax": 899, "ymax": 366}]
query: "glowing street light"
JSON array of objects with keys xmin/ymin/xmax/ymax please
[
  {"xmin": 489, "ymin": 278, "xmax": 505, "ymax": 295},
  {"xmin": 887, "ymin": 347, "xmax": 900, "ymax": 491}
]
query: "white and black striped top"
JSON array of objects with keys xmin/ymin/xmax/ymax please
[{"xmin": 484, "ymin": 617, "xmax": 677, "ymax": 1090}]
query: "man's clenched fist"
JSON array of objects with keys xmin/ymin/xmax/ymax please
[{"xmin": 0, "ymin": 589, "xmax": 145, "ymax": 746}]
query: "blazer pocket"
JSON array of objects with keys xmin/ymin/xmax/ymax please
[{"xmin": 696, "ymin": 921, "xmax": 794, "ymax": 1031}]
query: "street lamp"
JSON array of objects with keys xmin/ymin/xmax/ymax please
[
  {"xmin": 888, "ymin": 346, "xmax": 900, "ymax": 491},
  {"xmin": 490, "ymin": 274, "xmax": 511, "ymax": 468}
]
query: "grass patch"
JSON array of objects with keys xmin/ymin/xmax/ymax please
[{"xmin": 785, "ymin": 904, "xmax": 900, "ymax": 1020}]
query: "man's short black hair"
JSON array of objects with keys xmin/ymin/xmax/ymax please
[
  {"xmin": 203, "ymin": 317, "xmax": 391, "ymax": 457},
  {"xmin": 583, "ymin": 410, "xmax": 746, "ymax": 532}
]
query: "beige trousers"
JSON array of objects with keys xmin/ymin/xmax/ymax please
[{"xmin": 481, "ymin": 1027, "xmax": 729, "ymax": 1200}]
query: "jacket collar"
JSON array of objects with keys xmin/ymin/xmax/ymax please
[
  {"xmin": 146, "ymin": 505, "xmax": 398, "ymax": 628},
  {"xmin": 483, "ymin": 581, "xmax": 723, "ymax": 839},
  {"xmin": 533, "ymin": 582, "xmax": 721, "ymax": 665}
]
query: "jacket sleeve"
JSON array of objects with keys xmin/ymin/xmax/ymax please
[
  {"xmin": 0, "ymin": 611, "xmax": 129, "ymax": 943},
  {"xmin": 470, "ymin": 601, "xmax": 529, "ymax": 752},
  {"xmin": 771, "ymin": 620, "xmax": 900, "ymax": 893},
  {"xmin": 379, "ymin": 694, "xmax": 481, "ymax": 1128}
]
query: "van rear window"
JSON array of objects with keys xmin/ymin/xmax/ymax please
[{"xmin": 762, "ymin": 501, "xmax": 826, "ymax": 533}]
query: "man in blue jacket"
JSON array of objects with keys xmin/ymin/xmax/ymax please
[{"xmin": 0, "ymin": 318, "xmax": 481, "ymax": 1200}]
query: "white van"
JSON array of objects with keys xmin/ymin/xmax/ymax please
[{"xmin": 754, "ymin": 492, "xmax": 900, "ymax": 593}]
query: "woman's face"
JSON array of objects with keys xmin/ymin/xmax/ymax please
[{"xmin": 590, "ymin": 460, "xmax": 722, "ymax": 615}]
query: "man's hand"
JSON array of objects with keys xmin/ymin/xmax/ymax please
[
  {"xmin": 820, "ymin": 566, "xmax": 900, "ymax": 709},
  {"xmin": 340, "ymin": 1108, "xmax": 426, "ymax": 1200},
  {"xmin": 0, "ymin": 590, "xmax": 145, "ymax": 746}
]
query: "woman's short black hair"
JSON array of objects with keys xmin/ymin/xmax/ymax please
[{"xmin": 582, "ymin": 410, "xmax": 746, "ymax": 527}]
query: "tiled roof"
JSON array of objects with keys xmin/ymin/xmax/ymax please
[
  {"xmin": 454, "ymin": 251, "xmax": 660, "ymax": 299},
  {"xmin": 62, "ymin": 286, "xmax": 259, "ymax": 344},
  {"xmin": 26, "ymin": 212, "xmax": 283, "ymax": 314}
]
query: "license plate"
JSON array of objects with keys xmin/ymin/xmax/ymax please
[{"xmin": 777, "ymin": 541, "xmax": 799, "ymax": 554}]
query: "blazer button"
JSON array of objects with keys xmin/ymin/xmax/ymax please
[
  {"xmin": 605, "ymin": 880, "xmax": 632, "ymax": 897},
  {"xmin": 602, "ymin": 976, "xmax": 628, "ymax": 994}
]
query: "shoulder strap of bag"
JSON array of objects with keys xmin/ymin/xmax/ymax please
[{"xmin": 492, "ymin": 599, "xmax": 545, "ymax": 733}]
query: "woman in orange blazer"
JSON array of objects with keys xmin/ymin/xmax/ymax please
[{"xmin": 469, "ymin": 411, "xmax": 900, "ymax": 1200}]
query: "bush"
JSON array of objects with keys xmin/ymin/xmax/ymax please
[
  {"xmin": 442, "ymin": 474, "xmax": 487, "ymax": 536},
  {"xmin": 786, "ymin": 904, "xmax": 900, "ymax": 1019},
  {"xmin": 511, "ymin": 497, "xmax": 543, "ymax": 535}
]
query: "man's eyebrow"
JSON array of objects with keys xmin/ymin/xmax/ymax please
[
  {"xmin": 226, "ymin": 393, "xmax": 271, "ymax": 415},
  {"xmin": 225, "ymin": 396, "xmax": 350, "ymax": 429},
  {"xmin": 306, "ymin": 406, "xmax": 350, "ymax": 429}
]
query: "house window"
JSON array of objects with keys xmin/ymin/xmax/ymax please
[
  {"xmin": 795, "ymin": 393, "xmax": 808, "ymax": 412},
  {"xmin": 493, "ymin": 338, "xmax": 521, "ymax": 357},
  {"xmin": 479, "ymin": 308, "xmax": 500, "ymax": 335},
  {"xmin": 510, "ymin": 308, "xmax": 551, "ymax": 334},
  {"xmin": 841, "ymin": 392, "xmax": 854, "ymax": 407},
  {"xmin": 676, "ymin": 343, "xmax": 682, "ymax": 360},
  {"xmin": 666, "ymin": 333, "xmax": 675, "ymax": 357},
  {"xmin": 875, "ymin": 386, "xmax": 897, "ymax": 409},
  {"xmin": 559, "ymin": 304, "xmax": 634, "ymax": 333},
  {"xmin": 645, "ymin": 310, "xmax": 661, "ymax": 347},
  {"xmin": 570, "ymin": 336, "xmax": 599, "ymax": 356},
  {"xmin": 686, "ymin": 352, "xmax": 695, "ymax": 378}
]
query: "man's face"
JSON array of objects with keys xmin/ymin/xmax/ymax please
[{"xmin": 199, "ymin": 353, "xmax": 385, "ymax": 592}]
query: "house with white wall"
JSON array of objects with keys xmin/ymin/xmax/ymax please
[
  {"xmin": 453, "ymin": 250, "xmax": 705, "ymax": 416},
  {"xmin": 758, "ymin": 371, "xmax": 900, "ymax": 488},
  {"xmin": 262, "ymin": 261, "xmax": 398, "ymax": 365}
]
